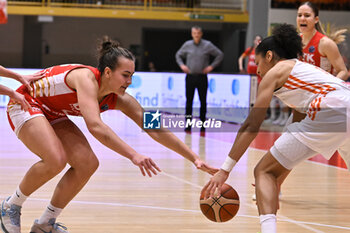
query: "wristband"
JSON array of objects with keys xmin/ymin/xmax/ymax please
[{"xmin": 220, "ymin": 156, "xmax": 237, "ymax": 172}]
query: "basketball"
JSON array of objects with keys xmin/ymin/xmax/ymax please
[{"xmin": 199, "ymin": 183, "xmax": 240, "ymax": 222}]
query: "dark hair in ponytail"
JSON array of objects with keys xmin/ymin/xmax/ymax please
[
  {"xmin": 97, "ymin": 36, "xmax": 135, "ymax": 74},
  {"xmin": 256, "ymin": 24, "xmax": 303, "ymax": 60}
]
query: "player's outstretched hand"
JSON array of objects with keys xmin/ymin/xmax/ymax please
[
  {"xmin": 18, "ymin": 71, "xmax": 45, "ymax": 92},
  {"xmin": 10, "ymin": 91, "xmax": 31, "ymax": 112},
  {"xmin": 131, "ymin": 154, "xmax": 161, "ymax": 177},
  {"xmin": 194, "ymin": 159, "xmax": 219, "ymax": 175},
  {"xmin": 201, "ymin": 169, "xmax": 229, "ymax": 199}
]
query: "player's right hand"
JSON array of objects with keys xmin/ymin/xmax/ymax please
[
  {"xmin": 131, "ymin": 154, "xmax": 161, "ymax": 177},
  {"xmin": 180, "ymin": 65, "xmax": 190, "ymax": 74},
  {"xmin": 17, "ymin": 71, "xmax": 45, "ymax": 92},
  {"xmin": 201, "ymin": 169, "xmax": 229, "ymax": 199},
  {"xmin": 9, "ymin": 91, "xmax": 31, "ymax": 112}
]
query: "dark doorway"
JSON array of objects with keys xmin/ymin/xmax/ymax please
[{"xmin": 142, "ymin": 28, "xmax": 222, "ymax": 72}]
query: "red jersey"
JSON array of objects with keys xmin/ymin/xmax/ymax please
[
  {"xmin": 242, "ymin": 47, "xmax": 262, "ymax": 83},
  {"xmin": 301, "ymin": 31, "xmax": 333, "ymax": 74},
  {"xmin": 243, "ymin": 47, "xmax": 258, "ymax": 75},
  {"xmin": 11, "ymin": 64, "xmax": 117, "ymax": 121}
]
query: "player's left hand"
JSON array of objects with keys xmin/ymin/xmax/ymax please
[
  {"xmin": 194, "ymin": 159, "xmax": 219, "ymax": 175},
  {"xmin": 202, "ymin": 65, "xmax": 213, "ymax": 74},
  {"xmin": 201, "ymin": 169, "xmax": 229, "ymax": 199}
]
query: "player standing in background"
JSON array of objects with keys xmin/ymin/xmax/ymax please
[
  {"xmin": 297, "ymin": 1, "xmax": 348, "ymax": 80},
  {"xmin": 238, "ymin": 35, "xmax": 262, "ymax": 81},
  {"xmin": 175, "ymin": 26, "xmax": 223, "ymax": 132}
]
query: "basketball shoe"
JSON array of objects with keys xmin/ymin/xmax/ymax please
[
  {"xmin": 30, "ymin": 218, "xmax": 69, "ymax": 233},
  {"xmin": 0, "ymin": 197, "xmax": 21, "ymax": 233}
]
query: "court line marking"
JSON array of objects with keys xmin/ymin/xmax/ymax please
[
  {"xmin": 2, "ymin": 195, "xmax": 348, "ymax": 231},
  {"xmin": 160, "ymin": 171, "xmax": 349, "ymax": 232},
  {"xmin": 0, "ymin": 133, "xmax": 347, "ymax": 231}
]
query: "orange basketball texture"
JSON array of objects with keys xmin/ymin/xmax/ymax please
[{"xmin": 199, "ymin": 183, "xmax": 240, "ymax": 222}]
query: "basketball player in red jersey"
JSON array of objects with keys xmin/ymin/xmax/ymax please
[
  {"xmin": 238, "ymin": 35, "xmax": 262, "ymax": 82},
  {"xmin": 0, "ymin": 38, "xmax": 218, "ymax": 233},
  {"xmin": 0, "ymin": 65, "xmax": 43, "ymax": 111},
  {"xmin": 298, "ymin": 1, "xmax": 348, "ymax": 80}
]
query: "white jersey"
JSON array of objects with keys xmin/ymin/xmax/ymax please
[
  {"xmin": 274, "ymin": 59, "xmax": 350, "ymax": 119},
  {"xmin": 273, "ymin": 59, "xmax": 350, "ymax": 166}
]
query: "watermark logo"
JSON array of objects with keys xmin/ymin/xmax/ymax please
[
  {"xmin": 142, "ymin": 109, "xmax": 223, "ymax": 131},
  {"xmin": 143, "ymin": 110, "xmax": 161, "ymax": 129}
]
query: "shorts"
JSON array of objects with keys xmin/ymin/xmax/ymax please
[
  {"xmin": 7, "ymin": 103, "xmax": 68, "ymax": 137},
  {"xmin": 271, "ymin": 132, "xmax": 350, "ymax": 171},
  {"xmin": 270, "ymin": 90, "xmax": 350, "ymax": 171},
  {"xmin": 270, "ymin": 132, "xmax": 318, "ymax": 170}
]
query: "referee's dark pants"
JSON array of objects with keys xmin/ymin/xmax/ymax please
[{"xmin": 185, "ymin": 74, "xmax": 208, "ymax": 125}]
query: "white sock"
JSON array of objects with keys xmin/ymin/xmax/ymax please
[
  {"xmin": 260, "ymin": 214, "xmax": 277, "ymax": 233},
  {"xmin": 7, "ymin": 186, "xmax": 28, "ymax": 207},
  {"xmin": 37, "ymin": 203, "xmax": 63, "ymax": 224}
]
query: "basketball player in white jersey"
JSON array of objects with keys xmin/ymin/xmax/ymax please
[{"xmin": 202, "ymin": 24, "xmax": 350, "ymax": 233}]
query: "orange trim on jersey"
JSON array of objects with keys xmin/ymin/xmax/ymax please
[
  {"xmin": 286, "ymin": 75, "xmax": 336, "ymax": 95},
  {"xmin": 284, "ymin": 75, "xmax": 336, "ymax": 120},
  {"xmin": 284, "ymin": 79, "xmax": 318, "ymax": 93},
  {"xmin": 308, "ymin": 96, "xmax": 322, "ymax": 120}
]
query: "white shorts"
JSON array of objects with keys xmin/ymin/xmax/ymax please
[
  {"xmin": 271, "ymin": 90, "xmax": 350, "ymax": 171},
  {"xmin": 270, "ymin": 132, "xmax": 318, "ymax": 170},
  {"xmin": 7, "ymin": 103, "xmax": 68, "ymax": 137},
  {"xmin": 271, "ymin": 132, "xmax": 350, "ymax": 171}
]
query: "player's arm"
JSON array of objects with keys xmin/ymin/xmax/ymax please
[
  {"xmin": 0, "ymin": 65, "xmax": 44, "ymax": 91},
  {"xmin": 70, "ymin": 69, "xmax": 160, "ymax": 177},
  {"xmin": 222, "ymin": 71, "xmax": 277, "ymax": 167},
  {"xmin": 202, "ymin": 62, "xmax": 288, "ymax": 199},
  {"xmin": 319, "ymin": 37, "xmax": 348, "ymax": 80},
  {"xmin": 238, "ymin": 53, "xmax": 246, "ymax": 72},
  {"xmin": 175, "ymin": 43, "xmax": 191, "ymax": 73},
  {"xmin": 115, "ymin": 93, "xmax": 219, "ymax": 175},
  {"xmin": 0, "ymin": 84, "xmax": 31, "ymax": 111}
]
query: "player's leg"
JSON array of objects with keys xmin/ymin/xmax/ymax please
[
  {"xmin": 254, "ymin": 132, "xmax": 318, "ymax": 233},
  {"xmin": 197, "ymin": 75, "xmax": 208, "ymax": 126},
  {"xmin": 30, "ymin": 119, "xmax": 99, "ymax": 233},
  {"xmin": 254, "ymin": 152, "xmax": 290, "ymax": 233},
  {"xmin": 1, "ymin": 116, "xmax": 67, "ymax": 233},
  {"xmin": 185, "ymin": 74, "xmax": 196, "ymax": 131},
  {"xmin": 254, "ymin": 152, "xmax": 289, "ymax": 214}
]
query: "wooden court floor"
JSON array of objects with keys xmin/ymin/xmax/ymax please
[{"xmin": 0, "ymin": 110, "xmax": 349, "ymax": 233}]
